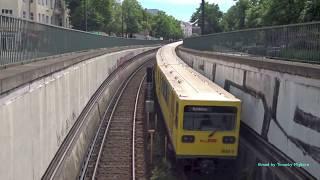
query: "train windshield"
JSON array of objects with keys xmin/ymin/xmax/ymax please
[{"xmin": 183, "ymin": 106, "xmax": 237, "ymax": 131}]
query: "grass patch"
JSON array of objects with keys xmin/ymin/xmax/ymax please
[{"xmin": 151, "ymin": 159, "xmax": 177, "ymax": 180}]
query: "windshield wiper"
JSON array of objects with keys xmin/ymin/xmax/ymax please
[{"xmin": 208, "ymin": 128, "xmax": 218, "ymax": 137}]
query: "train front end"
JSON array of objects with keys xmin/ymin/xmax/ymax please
[{"xmin": 175, "ymin": 100, "xmax": 241, "ymax": 160}]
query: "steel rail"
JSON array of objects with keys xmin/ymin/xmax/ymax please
[
  {"xmin": 132, "ymin": 74, "xmax": 146, "ymax": 180},
  {"xmin": 79, "ymin": 78, "xmax": 125, "ymax": 180},
  {"xmin": 91, "ymin": 64, "xmax": 147, "ymax": 180}
]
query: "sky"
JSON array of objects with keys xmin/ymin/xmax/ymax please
[{"xmin": 138, "ymin": 0, "xmax": 236, "ymax": 22}]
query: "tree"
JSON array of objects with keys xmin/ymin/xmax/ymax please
[
  {"xmin": 92, "ymin": 0, "xmax": 113, "ymax": 31},
  {"xmin": 122, "ymin": 0, "xmax": 143, "ymax": 37},
  {"xmin": 65, "ymin": 0, "xmax": 182, "ymax": 39},
  {"xmin": 66, "ymin": 0, "xmax": 114, "ymax": 31},
  {"xmin": 141, "ymin": 9, "xmax": 152, "ymax": 36},
  {"xmin": 107, "ymin": 1, "xmax": 123, "ymax": 35},
  {"xmin": 220, "ymin": 0, "xmax": 250, "ymax": 31},
  {"xmin": 237, "ymin": 0, "xmax": 249, "ymax": 29},
  {"xmin": 244, "ymin": 0, "xmax": 265, "ymax": 28},
  {"xmin": 151, "ymin": 12, "xmax": 183, "ymax": 40},
  {"xmin": 190, "ymin": 2, "xmax": 223, "ymax": 34},
  {"xmin": 261, "ymin": 0, "xmax": 306, "ymax": 26},
  {"xmin": 219, "ymin": 0, "xmax": 320, "ymax": 32},
  {"xmin": 299, "ymin": 0, "xmax": 320, "ymax": 22},
  {"xmin": 220, "ymin": 6, "xmax": 238, "ymax": 31}
]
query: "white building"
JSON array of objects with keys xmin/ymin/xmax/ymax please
[
  {"xmin": 0, "ymin": 0, "xmax": 70, "ymax": 27},
  {"xmin": 180, "ymin": 21, "xmax": 192, "ymax": 38},
  {"xmin": 146, "ymin": 9, "xmax": 160, "ymax": 15}
]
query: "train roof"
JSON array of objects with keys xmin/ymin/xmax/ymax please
[{"xmin": 156, "ymin": 42, "xmax": 240, "ymax": 102}]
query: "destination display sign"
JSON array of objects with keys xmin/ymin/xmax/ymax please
[{"xmin": 184, "ymin": 106, "xmax": 237, "ymax": 113}]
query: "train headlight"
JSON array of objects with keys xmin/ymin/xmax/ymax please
[
  {"xmin": 182, "ymin": 135, "xmax": 195, "ymax": 143},
  {"xmin": 223, "ymin": 136, "xmax": 236, "ymax": 144}
]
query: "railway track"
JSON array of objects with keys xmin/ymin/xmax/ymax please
[{"xmin": 80, "ymin": 60, "xmax": 152, "ymax": 180}]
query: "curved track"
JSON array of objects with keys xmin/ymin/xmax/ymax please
[{"xmin": 80, "ymin": 61, "xmax": 152, "ymax": 180}]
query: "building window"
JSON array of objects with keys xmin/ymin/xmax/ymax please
[
  {"xmin": 42, "ymin": 14, "xmax": 45, "ymax": 23},
  {"xmin": 46, "ymin": 0, "xmax": 48, "ymax": 6},
  {"xmin": 2, "ymin": 9, "xmax": 13, "ymax": 15},
  {"xmin": 1, "ymin": 9, "xmax": 9, "ymax": 14},
  {"xmin": 38, "ymin": 13, "xmax": 41, "ymax": 21},
  {"xmin": 42, "ymin": 0, "xmax": 44, "ymax": 5},
  {"xmin": 58, "ymin": 18, "xmax": 62, "ymax": 26},
  {"xmin": 38, "ymin": 0, "xmax": 41, "ymax": 5},
  {"xmin": 50, "ymin": 0, "xmax": 53, "ymax": 8},
  {"xmin": 23, "ymin": 11, "xmax": 26, "ymax": 18},
  {"xmin": 46, "ymin": 15, "xmax": 49, "ymax": 23},
  {"xmin": 30, "ymin": 0, "xmax": 33, "ymax": 3},
  {"xmin": 30, "ymin": 12, "xmax": 34, "ymax": 20}
]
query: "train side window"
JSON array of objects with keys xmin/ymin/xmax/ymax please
[
  {"xmin": 160, "ymin": 77, "xmax": 163, "ymax": 98},
  {"xmin": 163, "ymin": 79, "xmax": 168, "ymax": 104},
  {"xmin": 157, "ymin": 68, "xmax": 159, "ymax": 82},
  {"xmin": 175, "ymin": 102, "xmax": 179, "ymax": 128},
  {"xmin": 170, "ymin": 93, "xmax": 174, "ymax": 115},
  {"xmin": 160, "ymin": 76, "xmax": 164, "ymax": 95}
]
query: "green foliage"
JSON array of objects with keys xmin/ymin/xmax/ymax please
[
  {"xmin": 66, "ymin": 0, "xmax": 114, "ymax": 31},
  {"xmin": 151, "ymin": 159, "xmax": 177, "ymax": 180},
  {"xmin": 107, "ymin": 2, "xmax": 122, "ymax": 35},
  {"xmin": 66, "ymin": 0, "xmax": 182, "ymax": 39},
  {"xmin": 262, "ymin": 0, "xmax": 306, "ymax": 26},
  {"xmin": 122, "ymin": 0, "xmax": 143, "ymax": 36},
  {"xmin": 141, "ymin": 10, "xmax": 152, "ymax": 34},
  {"xmin": 151, "ymin": 12, "xmax": 183, "ymax": 40},
  {"xmin": 190, "ymin": 2, "xmax": 223, "ymax": 34},
  {"xmin": 189, "ymin": 0, "xmax": 320, "ymax": 33},
  {"xmin": 220, "ymin": 0, "xmax": 253, "ymax": 31},
  {"xmin": 239, "ymin": 0, "xmax": 318, "ymax": 29},
  {"xmin": 299, "ymin": 0, "xmax": 320, "ymax": 22},
  {"xmin": 220, "ymin": 6, "xmax": 239, "ymax": 31}
]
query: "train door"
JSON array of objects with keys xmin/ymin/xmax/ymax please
[
  {"xmin": 169, "ymin": 91, "xmax": 175, "ymax": 135},
  {"xmin": 174, "ymin": 101, "xmax": 179, "ymax": 150}
]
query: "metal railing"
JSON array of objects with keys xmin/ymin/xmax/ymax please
[
  {"xmin": 0, "ymin": 15, "xmax": 162, "ymax": 66},
  {"xmin": 183, "ymin": 22, "xmax": 320, "ymax": 64}
]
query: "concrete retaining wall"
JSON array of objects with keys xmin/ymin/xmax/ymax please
[
  {"xmin": 51, "ymin": 52, "xmax": 156, "ymax": 180},
  {"xmin": 0, "ymin": 47, "xmax": 156, "ymax": 180},
  {"xmin": 177, "ymin": 47, "xmax": 320, "ymax": 179}
]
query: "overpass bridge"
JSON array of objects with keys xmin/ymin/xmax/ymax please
[{"xmin": 0, "ymin": 15, "xmax": 319, "ymax": 180}]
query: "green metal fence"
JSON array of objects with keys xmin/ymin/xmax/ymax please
[
  {"xmin": 0, "ymin": 15, "xmax": 163, "ymax": 66},
  {"xmin": 183, "ymin": 22, "xmax": 320, "ymax": 64}
]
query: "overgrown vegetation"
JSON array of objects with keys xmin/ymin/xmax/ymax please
[
  {"xmin": 151, "ymin": 159, "xmax": 177, "ymax": 180},
  {"xmin": 148, "ymin": 112, "xmax": 179, "ymax": 180}
]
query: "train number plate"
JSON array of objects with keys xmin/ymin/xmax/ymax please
[
  {"xmin": 200, "ymin": 139, "xmax": 216, "ymax": 143},
  {"xmin": 221, "ymin": 149, "xmax": 235, "ymax": 154}
]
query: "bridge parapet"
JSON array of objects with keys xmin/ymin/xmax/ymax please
[
  {"xmin": 184, "ymin": 22, "xmax": 320, "ymax": 64},
  {"xmin": 0, "ymin": 15, "xmax": 163, "ymax": 66}
]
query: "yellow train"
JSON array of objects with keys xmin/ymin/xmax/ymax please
[{"xmin": 155, "ymin": 42, "xmax": 241, "ymax": 161}]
